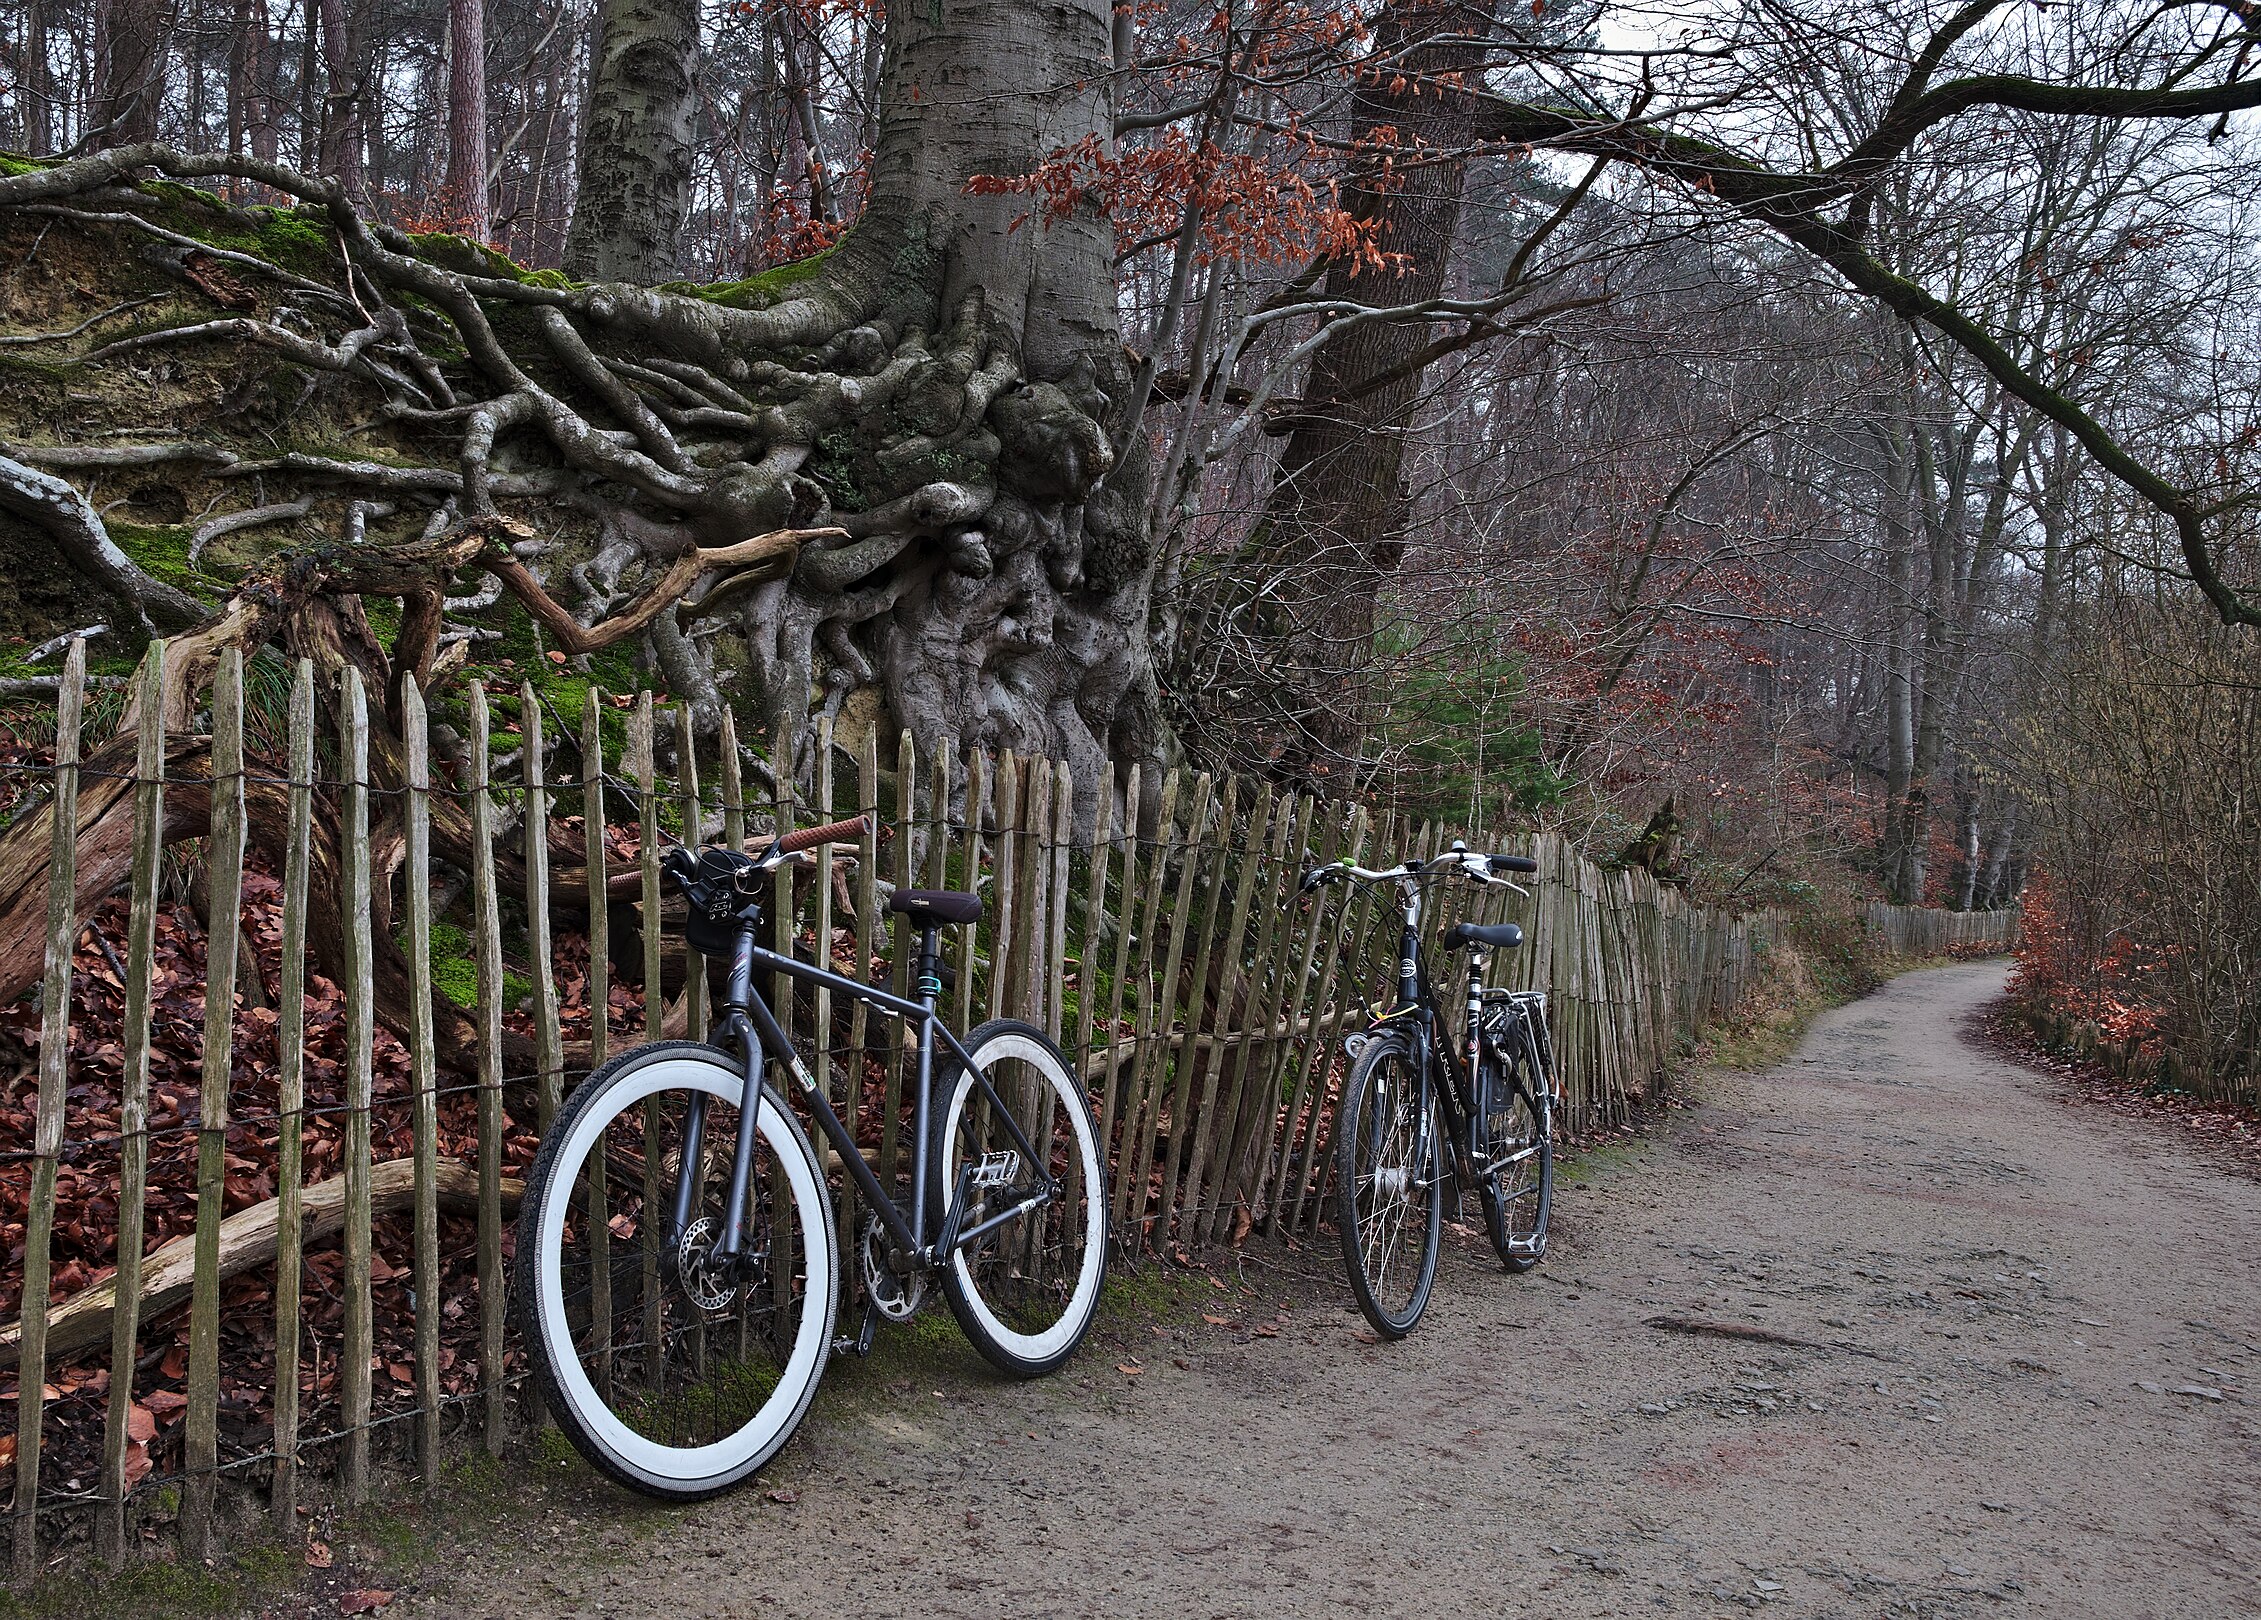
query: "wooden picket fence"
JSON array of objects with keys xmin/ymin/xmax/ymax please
[
  {"xmin": 0, "ymin": 640, "xmax": 1781, "ymax": 1573},
  {"xmin": 1862, "ymin": 902, "xmax": 2021, "ymax": 957}
]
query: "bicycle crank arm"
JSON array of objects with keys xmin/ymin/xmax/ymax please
[
  {"xmin": 929, "ymin": 1160, "xmax": 981, "ymax": 1267},
  {"xmin": 831, "ymin": 1296, "xmax": 882, "ymax": 1359}
]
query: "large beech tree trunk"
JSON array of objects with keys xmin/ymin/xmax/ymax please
[{"xmin": 727, "ymin": 0, "xmax": 1158, "ymax": 805}]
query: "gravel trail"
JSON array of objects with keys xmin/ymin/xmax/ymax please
[{"xmin": 405, "ymin": 963, "xmax": 2261, "ymax": 1619}]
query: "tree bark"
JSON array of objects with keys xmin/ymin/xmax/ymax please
[
  {"xmin": 92, "ymin": 0, "xmax": 171, "ymax": 144},
  {"xmin": 19, "ymin": 0, "xmax": 52, "ymax": 154},
  {"xmin": 1211, "ymin": 6, "xmax": 1482, "ymax": 775},
  {"xmin": 440, "ymin": 0, "xmax": 491, "ymax": 239},
  {"xmin": 724, "ymin": 0, "xmax": 1161, "ymax": 812},
  {"xmin": 316, "ymin": 0, "xmax": 366, "ymax": 200},
  {"xmin": 562, "ymin": 0, "xmax": 698, "ymax": 282}
]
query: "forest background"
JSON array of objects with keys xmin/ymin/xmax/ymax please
[{"xmin": 0, "ymin": 0, "xmax": 2257, "ymax": 1094}]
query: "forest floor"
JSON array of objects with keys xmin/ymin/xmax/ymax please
[{"xmin": 59, "ymin": 961, "xmax": 2261, "ymax": 1620}]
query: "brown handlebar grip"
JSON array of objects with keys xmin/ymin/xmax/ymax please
[{"xmin": 774, "ymin": 815, "xmax": 870, "ymax": 855}]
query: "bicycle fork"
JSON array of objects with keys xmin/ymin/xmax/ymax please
[{"xmin": 665, "ymin": 925, "xmax": 776, "ymax": 1275}]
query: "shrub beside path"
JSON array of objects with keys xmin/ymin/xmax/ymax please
[{"xmin": 354, "ymin": 963, "xmax": 2261, "ymax": 1618}]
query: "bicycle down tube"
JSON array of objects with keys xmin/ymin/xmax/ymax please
[{"xmin": 668, "ymin": 923, "xmax": 1053, "ymax": 1273}]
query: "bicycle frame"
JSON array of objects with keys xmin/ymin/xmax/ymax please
[
  {"xmin": 677, "ymin": 914, "xmax": 1053, "ymax": 1273},
  {"xmin": 1369, "ymin": 876, "xmax": 1550, "ymax": 1184}
]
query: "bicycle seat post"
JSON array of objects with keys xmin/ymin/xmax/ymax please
[
  {"xmin": 907, "ymin": 920, "xmax": 944, "ymax": 1265},
  {"xmin": 914, "ymin": 924, "xmax": 944, "ymax": 1006}
]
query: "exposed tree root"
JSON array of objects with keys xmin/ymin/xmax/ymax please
[{"xmin": 0, "ymin": 141, "xmax": 1163, "ymax": 1078}]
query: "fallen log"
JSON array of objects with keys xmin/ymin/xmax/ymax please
[{"xmin": 0, "ymin": 1157, "xmax": 524, "ymax": 1372}]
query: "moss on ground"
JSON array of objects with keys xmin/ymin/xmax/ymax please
[
  {"xmin": 423, "ymin": 920, "xmax": 481, "ymax": 1009},
  {"xmin": 107, "ymin": 521, "xmax": 202, "ymax": 591},
  {"xmin": 0, "ymin": 1557, "xmax": 245, "ymax": 1620}
]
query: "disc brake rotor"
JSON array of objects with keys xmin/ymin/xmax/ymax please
[{"xmin": 675, "ymin": 1216, "xmax": 743, "ymax": 1314}]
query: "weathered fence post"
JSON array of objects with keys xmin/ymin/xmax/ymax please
[
  {"xmin": 468, "ymin": 682, "xmax": 508, "ymax": 1455},
  {"xmin": 97, "ymin": 641, "xmax": 164, "ymax": 1564},
  {"xmin": 181, "ymin": 647, "xmax": 245, "ymax": 1556},
  {"xmin": 403, "ymin": 677, "xmax": 443, "ymax": 1482},
  {"xmin": 524, "ymin": 683, "xmax": 563, "ymax": 1129},
  {"xmin": 13, "ymin": 638, "xmax": 82, "ymax": 1579},
  {"xmin": 338, "ymin": 667, "xmax": 376, "ymax": 1502},
  {"xmin": 268, "ymin": 657, "xmax": 314, "ymax": 1531}
]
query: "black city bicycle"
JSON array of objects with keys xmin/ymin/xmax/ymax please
[
  {"xmin": 1300, "ymin": 841, "xmax": 1557, "ymax": 1338},
  {"xmin": 514, "ymin": 816, "xmax": 1107, "ymax": 1500}
]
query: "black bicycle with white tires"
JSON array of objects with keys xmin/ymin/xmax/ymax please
[
  {"xmin": 514, "ymin": 815, "xmax": 1107, "ymax": 1500},
  {"xmin": 1301, "ymin": 842, "xmax": 1557, "ymax": 1338}
]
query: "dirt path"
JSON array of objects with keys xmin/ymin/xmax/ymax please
[{"xmin": 393, "ymin": 965, "xmax": 2261, "ymax": 1619}]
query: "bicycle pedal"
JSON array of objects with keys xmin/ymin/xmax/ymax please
[{"xmin": 970, "ymin": 1148, "xmax": 1021, "ymax": 1189}]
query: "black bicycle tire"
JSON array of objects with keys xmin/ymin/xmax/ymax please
[
  {"xmin": 513, "ymin": 1040, "xmax": 838, "ymax": 1502},
  {"xmin": 934, "ymin": 1018, "xmax": 1109, "ymax": 1378},
  {"xmin": 1333, "ymin": 1036, "xmax": 1442, "ymax": 1339},
  {"xmin": 1474, "ymin": 1057, "xmax": 1552, "ymax": 1272}
]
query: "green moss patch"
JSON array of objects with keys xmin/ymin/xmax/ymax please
[
  {"xmin": 669, "ymin": 244, "xmax": 840, "ymax": 310},
  {"xmin": 424, "ymin": 920, "xmax": 481, "ymax": 1009},
  {"xmin": 108, "ymin": 521, "xmax": 201, "ymax": 590}
]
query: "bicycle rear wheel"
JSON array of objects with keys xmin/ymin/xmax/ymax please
[
  {"xmin": 936, "ymin": 1019, "xmax": 1107, "ymax": 1377},
  {"xmin": 1473, "ymin": 1054, "xmax": 1552, "ymax": 1272},
  {"xmin": 1333, "ymin": 1037, "xmax": 1442, "ymax": 1338},
  {"xmin": 515, "ymin": 1041, "xmax": 837, "ymax": 1500}
]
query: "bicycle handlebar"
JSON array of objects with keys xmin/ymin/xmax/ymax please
[
  {"xmin": 1299, "ymin": 842, "xmax": 1538, "ymax": 894},
  {"xmin": 774, "ymin": 815, "xmax": 870, "ymax": 855}
]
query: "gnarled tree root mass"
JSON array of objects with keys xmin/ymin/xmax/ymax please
[{"xmin": 0, "ymin": 143, "xmax": 1160, "ymax": 1073}]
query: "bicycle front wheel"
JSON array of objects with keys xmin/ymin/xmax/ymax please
[
  {"xmin": 515, "ymin": 1041, "xmax": 838, "ymax": 1500},
  {"xmin": 1333, "ymin": 1037, "xmax": 1443, "ymax": 1338},
  {"xmin": 936, "ymin": 1019, "xmax": 1107, "ymax": 1377}
]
